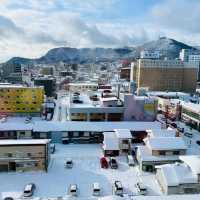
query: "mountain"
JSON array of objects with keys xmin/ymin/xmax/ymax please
[
  {"xmin": 135, "ymin": 37, "xmax": 196, "ymax": 59},
  {"xmin": 5, "ymin": 37, "xmax": 197, "ymax": 65}
]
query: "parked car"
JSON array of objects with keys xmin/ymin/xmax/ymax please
[
  {"xmin": 196, "ymin": 141, "xmax": 200, "ymax": 145},
  {"xmin": 23, "ymin": 183, "xmax": 36, "ymax": 197},
  {"xmin": 113, "ymin": 181, "xmax": 123, "ymax": 196},
  {"xmin": 127, "ymin": 155, "xmax": 135, "ymax": 166},
  {"xmin": 68, "ymin": 184, "xmax": 78, "ymax": 196},
  {"xmin": 184, "ymin": 132, "xmax": 193, "ymax": 138},
  {"xmin": 131, "ymin": 149, "xmax": 136, "ymax": 156},
  {"xmin": 65, "ymin": 159, "xmax": 73, "ymax": 168},
  {"xmin": 135, "ymin": 182, "xmax": 147, "ymax": 195},
  {"xmin": 46, "ymin": 113, "xmax": 52, "ymax": 121},
  {"xmin": 177, "ymin": 127, "xmax": 184, "ymax": 133},
  {"xmin": 4, "ymin": 197, "xmax": 14, "ymax": 200},
  {"xmin": 170, "ymin": 122, "xmax": 177, "ymax": 128},
  {"xmin": 109, "ymin": 158, "xmax": 118, "ymax": 169},
  {"xmin": 100, "ymin": 157, "xmax": 108, "ymax": 169},
  {"xmin": 24, "ymin": 118, "xmax": 31, "ymax": 124},
  {"xmin": 92, "ymin": 182, "xmax": 101, "ymax": 196},
  {"xmin": 50, "ymin": 144, "xmax": 56, "ymax": 154}
]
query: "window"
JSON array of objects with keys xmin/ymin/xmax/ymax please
[
  {"xmin": 5, "ymin": 153, "xmax": 12, "ymax": 157},
  {"xmin": 27, "ymin": 153, "xmax": 32, "ymax": 157},
  {"xmin": 159, "ymin": 151, "xmax": 166, "ymax": 156},
  {"xmin": 173, "ymin": 151, "xmax": 180, "ymax": 155},
  {"xmin": 20, "ymin": 132, "xmax": 25, "ymax": 136},
  {"xmin": 73, "ymin": 132, "xmax": 79, "ymax": 137}
]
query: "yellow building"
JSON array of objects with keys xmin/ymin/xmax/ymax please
[
  {"xmin": 131, "ymin": 59, "xmax": 197, "ymax": 93},
  {"xmin": 0, "ymin": 84, "xmax": 44, "ymax": 114}
]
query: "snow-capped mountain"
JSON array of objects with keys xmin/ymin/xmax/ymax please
[{"xmin": 5, "ymin": 37, "xmax": 196, "ymax": 65}]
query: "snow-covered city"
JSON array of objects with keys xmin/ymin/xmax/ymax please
[{"xmin": 1, "ymin": 1, "xmax": 200, "ymax": 200}]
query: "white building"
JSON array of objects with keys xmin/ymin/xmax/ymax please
[
  {"xmin": 136, "ymin": 131, "xmax": 187, "ymax": 172},
  {"xmin": 140, "ymin": 50, "xmax": 160, "ymax": 59},
  {"xmin": 156, "ymin": 155, "xmax": 200, "ymax": 195}
]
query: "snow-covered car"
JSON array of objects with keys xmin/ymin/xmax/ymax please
[
  {"xmin": 4, "ymin": 197, "xmax": 14, "ymax": 200},
  {"xmin": 65, "ymin": 159, "xmax": 73, "ymax": 168},
  {"xmin": 113, "ymin": 181, "xmax": 123, "ymax": 196},
  {"xmin": 68, "ymin": 184, "xmax": 78, "ymax": 196},
  {"xmin": 196, "ymin": 140, "xmax": 200, "ymax": 145},
  {"xmin": 135, "ymin": 182, "xmax": 147, "ymax": 195},
  {"xmin": 127, "ymin": 155, "xmax": 135, "ymax": 166},
  {"xmin": 184, "ymin": 132, "xmax": 193, "ymax": 138},
  {"xmin": 23, "ymin": 183, "xmax": 36, "ymax": 197},
  {"xmin": 92, "ymin": 182, "xmax": 101, "ymax": 196},
  {"xmin": 109, "ymin": 158, "xmax": 118, "ymax": 169},
  {"xmin": 50, "ymin": 144, "xmax": 56, "ymax": 154}
]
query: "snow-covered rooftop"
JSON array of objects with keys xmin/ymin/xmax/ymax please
[
  {"xmin": 0, "ymin": 116, "xmax": 161, "ymax": 132},
  {"xmin": 33, "ymin": 121, "xmax": 161, "ymax": 132},
  {"xmin": 103, "ymin": 132, "xmax": 119, "ymax": 150},
  {"xmin": 156, "ymin": 163, "xmax": 198, "ymax": 186},
  {"xmin": 137, "ymin": 146, "xmax": 180, "ymax": 162},
  {"xmin": 147, "ymin": 129, "xmax": 177, "ymax": 138},
  {"xmin": 180, "ymin": 155, "xmax": 200, "ymax": 174},
  {"xmin": 144, "ymin": 137, "xmax": 187, "ymax": 151},
  {"xmin": 181, "ymin": 102, "xmax": 200, "ymax": 113},
  {"xmin": 114, "ymin": 129, "xmax": 132, "ymax": 139},
  {"xmin": 147, "ymin": 91, "xmax": 189, "ymax": 98},
  {"xmin": 0, "ymin": 139, "xmax": 50, "ymax": 145}
]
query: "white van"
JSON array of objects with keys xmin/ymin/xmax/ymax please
[
  {"xmin": 46, "ymin": 113, "xmax": 52, "ymax": 121},
  {"xmin": 92, "ymin": 182, "xmax": 100, "ymax": 196},
  {"xmin": 113, "ymin": 181, "xmax": 123, "ymax": 196},
  {"xmin": 127, "ymin": 155, "xmax": 135, "ymax": 166},
  {"xmin": 68, "ymin": 184, "xmax": 78, "ymax": 196},
  {"xmin": 135, "ymin": 182, "xmax": 147, "ymax": 195}
]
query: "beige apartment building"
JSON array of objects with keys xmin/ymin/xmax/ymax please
[
  {"xmin": 0, "ymin": 139, "xmax": 50, "ymax": 172},
  {"xmin": 131, "ymin": 59, "xmax": 197, "ymax": 93}
]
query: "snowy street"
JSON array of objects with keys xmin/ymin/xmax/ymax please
[{"xmin": 0, "ymin": 144, "xmax": 161, "ymax": 199}]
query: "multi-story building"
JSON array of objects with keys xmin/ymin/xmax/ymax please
[
  {"xmin": 180, "ymin": 49, "xmax": 200, "ymax": 80},
  {"xmin": 119, "ymin": 67, "xmax": 131, "ymax": 81},
  {"xmin": 0, "ymin": 139, "xmax": 50, "ymax": 172},
  {"xmin": 34, "ymin": 76, "xmax": 56, "ymax": 98},
  {"xmin": 68, "ymin": 83, "xmax": 98, "ymax": 92},
  {"xmin": 1, "ymin": 63, "xmax": 22, "ymax": 83},
  {"xmin": 188, "ymin": 55, "xmax": 200, "ymax": 81},
  {"xmin": 136, "ymin": 130, "xmax": 187, "ymax": 172},
  {"xmin": 0, "ymin": 84, "xmax": 44, "ymax": 115},
  {"xmin": 140, "ymin": 50, "xmax": 160, "ymax": 59},
  {"xmin": 67, "ymin": 93, "xmax": 124, "ymax": 122},
  {"xmin": 40, "ymin": 66, "xmax": 54, "ymax": 76},
  {"xmin": 179, "ymin": 49, "xmax": 200, "ymax": 62},
  {"xmin": 131, "ymin": 59, "xmax": 197, "ymax": 93},
  {"xmin": 181, "ymin": 102, "xmax": 200, "ymax": 131}
]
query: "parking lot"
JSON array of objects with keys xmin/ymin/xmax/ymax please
[{"xmin": 0, "ymin": 144, "xmax": 161, "ymax": 198}]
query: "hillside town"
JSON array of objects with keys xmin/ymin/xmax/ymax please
[
  {"xmin": 1, "ymin": 0, "xmax": 200, "ymax": 200},
  {"xmin": 1, "ymin": 44, "xmax": 200, "ymax": 200}
]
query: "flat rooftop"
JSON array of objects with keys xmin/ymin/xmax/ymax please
[
  {"xmin": 0, "ymin": 139, "xmax": 50, "ymax": 146},
  {"xmin": 0, "ymin": 84, "xmax": 43, "ymax": 89},
  {"xmin": 0, "ymin": 117, "xmax": 161, "ymax": 132}
]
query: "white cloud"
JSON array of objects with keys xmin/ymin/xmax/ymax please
[{"xmin": 0, "ymin": 0, "xmax": 200, "ymax": 62}]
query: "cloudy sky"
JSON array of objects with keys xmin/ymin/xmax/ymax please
[{"xmin": 0, "ymin": 0, "xmax": 200, "ymax": 62}]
